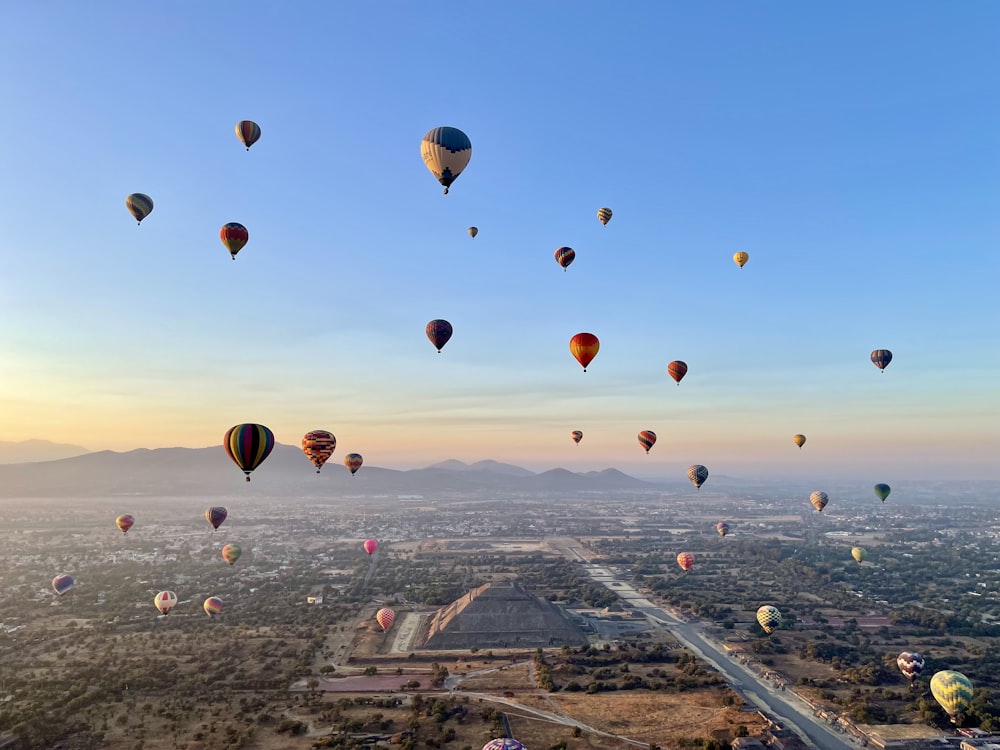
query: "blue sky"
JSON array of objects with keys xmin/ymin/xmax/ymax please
[{"xmin": 0, "ymin": 2, "xmax": 997, "ymax": 480}]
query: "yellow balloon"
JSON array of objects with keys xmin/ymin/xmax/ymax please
[{"xmin": 733, "ymin": 251, "xmax": 749, "ymax": 268}]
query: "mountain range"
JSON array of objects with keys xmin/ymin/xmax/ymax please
[{"xmin": 0, "ymin": 443, "xmax": 663, "ymax": 498}]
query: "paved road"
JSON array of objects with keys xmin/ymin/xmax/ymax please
[{"xmin": 572, "ymin": 554, "xmax": 858, "ymax": 750}]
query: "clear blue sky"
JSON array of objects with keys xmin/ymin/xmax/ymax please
[{"xmin": 0, "ymin": 2, "xmax": 997, "ymax": 481}]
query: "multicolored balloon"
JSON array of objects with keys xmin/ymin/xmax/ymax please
[
  {"xmin": 717, "ymin": 522, "xmax": 730, "ymax": 537},
  {"xmin": 421, "ymin": 126, "xmax": 472, "ymax": 194},
  {"xmin": 116, "ymin": 514, "xmax": 135, "ymax": 535},
  {"xmin": 597, "ymin": 207, "xmax": 612, "ymax": 226},
  {"xmin": 224, "ymin": 424, "xmax": 275, "ymax": 482},
  {"xmin": 344, "ymin": 453, "xmax": 364, "ymax": 476},
  {"xmin": 235, "ymin": 120, "xmax": 261, "ymax": 151},
  {"xmin": 756, "ymin": 605, "xmax": 781, "ymax": 634},
  {"xmin": 930, "ymin": 670, "xmax": 973, "ymax": 723},
  {"xmin": 426, "ymin": 319, "xmax": 453, "ymax": 353},
  {"xmin": 667, "ymin": 360, "xmax": 688, "ymax": 385},
  {"xmin": 364, "ymin": 539, "xmax": 378, "ymax": 556},
  {"xmin": 204, "ymin": 596, "xmax": 223, "ymax": 618},
  {"xmin": 154, "ymin": 590, "xmax": 178, "ymax": 615},
  {"xmin": 468, "ymin": 226, "xmax": 478, "ymax": 239},
  {"xmin": 52, "ymin": 574, "xmax": 74, "ymax": 596},
  {"xmin": 302, "ymin": 430, "xmax": 337, "ymax": 473},
  {"xmin": 637, "ymin": 430, "xmax": 656, "ymax": 454},
  {"xmin": 376, "ymin": 607, "xmax": 395, "ymax": 631},
  {"xmin": 125, "ymin": 193, "xmax": 153, "ymax": 225},
  {"xmin": 874, "ymin": 483, "xmax": 891, "ymax": 503},
  {"xmin": 570, "ymin": 333, "xmax": 600, "ymax": 371},
  {"xmin": 554, "ymin": 246, "xmax": 575, "ymax": 271},
  {"xmin": 676, "ymin": 552, "xmax": 694, "ymax": 571},
  {"xmin": 205, "ymin": 506, "xmax": 228, "ymax": 531},
  {"xmin": 897, "ymin": 652, "xmax": 925, "ymax": 684},
  {"xmin": 221, "ymin": 544, "xmax": 242, "ymax": 566},
  {"xmin": 571, "ymin": 430, "xmax": 583, "ymax": 445},
  {"xmin": 483, "ymin": 740, "xmax": 525, "ymax": 750},
  {"xmin": 220, "ymin": 222, "xmax": 249, "ymax": 260},
  {"xmin": 733, "ymin": 251, "xmax": 749, "ymax": 268},
  {"xmin": 871, "ymin": 349, "xmax": 893, "ymax": 372},
  {"xmin": 687, "ymin": 464, "xmax": 709, "ymax": 490},
  {"xmin": 810, "ymin": 491, "xmax": 829, "ymax": 512},
  {"xmin": 793, "ymin": 434, "xmax": 806, "ymax": 449},
  {"xmin": 851, "ymin": 547, "xmax": 867, "ymax": 564}
]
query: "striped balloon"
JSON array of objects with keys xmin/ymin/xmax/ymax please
[
  {"xmin": 421, "ymin": 126, "xmax": 472, "ymax": 194},
  {"xmin": 637, "ymin": 430, "xmax": 656, "ymax": 454},
  {"xmin": 716, "ymin": 522, "xmax": 730, "ymax": 537},
  {"xmin": 483, "ymin": 741, "xmax": 526, "ymax": 750},
  {"xmin": 224, "ymin": 424, "xmax": 275, "ymax": 482},
  {"xmin": 221, "ymin": 544, "xmax": 242, "ymax": 566},
  {"xmin": 554, "ymin": 246, "xmax": 575, "ymax": 271},
  {"xmin": 667, "ymin": 360, "xmax": 688, "ymax": 385},
  {"xmin": 871, "ymin": 349, "xmax": 893, "ymax": 372},
  {"xmin": 597, "ymin": 207, "xmax": 612, "ymax": 226},
  {"xmin": 204, "ymin": 596, "xmax": 223, "ymax": 618},
  {"xmin": 930, "ymin": 670, "xmax": 973, "ymax": 722},
  {"xmin": 154, "ymin": 590, "xmax": 178, "ymax": 615},
  {"xmin": 235, "ymin": 120, "xmax": 261, "ymax": 150},
  {"xmin": 426, "ymin": 319, "xmax": 453, "ymax": 353},
  {"xmin": 570, "ymin": 333, "xmax": 600, "ymax": 371},
  {"xmin": 687, "ymin": 464, "xmax": 709, "ymax": 490},
  {"xmin": 125, "ymin": 193, "xmax": 154, "ymax": 224},
  {"xmin": 344, "ymin": 453, "xmax": 364, "ymax": 476}
]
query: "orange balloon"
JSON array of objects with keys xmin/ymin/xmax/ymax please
[{"xmin": 569, "ymin": 333, "xmax": 600, "ymax": 371}]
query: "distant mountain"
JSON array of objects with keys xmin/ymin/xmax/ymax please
[
  {"xmin": 0, "ymin": 444, "xmax": 657, "ymax": 498},
  {"xmin": 0, "ymin": 439, "xmax": 91, "ymax": 464}
]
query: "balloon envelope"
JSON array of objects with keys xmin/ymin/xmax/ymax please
[
  {"xmin": 571, "ymin": 430, "xmax": 583, "ymax": 445},
  {"xmin": 221, "ymin": 544, "xmax": 242, "ymax": 565},
  {"xmin": 376, "ymin": 607, "xmax": 395, "ymax": 631},
  {"xmin": 205, "ymin": 506, "xmax": 228, "ymax": 530},
  {"xmin": 930, "ymin": 670, "xmax": 973, "ymax": 721},
  {"xmin": 421, "ymin": 126, "xmax": 472, "ymax": 194},
  {"xmin": 204, "ymin": 596, "xmax": 223, "ymax": 618},
  {"xmin": 897, "ymin": 652, "xmax": 925, "ymax": 683},
  {"xmin": 687, "ymin": 465, "xmax": 709, "ymax": 490},
  {"xmin": 637, "ymin": 430, "xmax": 656, "ymax": 454},
  {"xmin": 220, "ymin": 222, "xmax": 249, "ymax": 259},
  {"xmin": 154, "ymin": 590, "xmax": 178, "ymax": 615},
  {"xmin": 116, "ymin": 514, "xmax": 135, "ymax": 534},
  {"xmin": 483, "ymin": 740, "xmax": 526, "ymax": 750},
  {"xmin": 871, "ymin": 349, "xmax": 893, "ymax": 371},
  {"xmin": 235, "ymin": 120, "xmax": 261, "ymax": 150},
  {"xmin": 364, "ymin": 539, "xmax": 378, "ymax": 556},
  {"xmin": 793, "ymin": 434, "xmax": 806, "ymax": 449},
  {"xmin": 597, "ymin": 207, "xmax": 612, "ymax": 226},
  {"xmin": 756, "ymin": 605, "xmax": 781, "ymax": 634},
  {"xmin": 468, "ymin": 226, "xmax": 478, "ymax": 238},
  {"xmin": 302, "ymin": 430, "xmax": 337, "ymax": 473},
  {"xmin": 874, "ymin": 483, "xmax": 891, "ymax": 503},
  {"xmin": 569, "ymin": 333, "xmax": 600, "ymax": 371},
  {"xmin": 717, "ymin": 522, "xmax": 730, "ymax": 537},
  {"xmin": 677, "ymin": 552, "xmax": 694, "ymax": 571},
  {"xmin": 851, "ymin": 547, "xmax": 867, "ymax": 563},
  {"xmin": 52, "ymin": 574, "xmax": 74, "ymax": 596},
  {"xmin": 426, "ymin": 319, "xmax": 453, "ymax": 352},
  {"xmin": 554, "ymin": 246, "xmax": 575, "ymax": 270},
  {"xmin": 667, "ymin": 360, "xmax": 688, "ymax": 385},
  {"xmin": 125, "ymin": 193, "xmax": 153, "ymax": 224},
  {"xmin": 733, "ymin": 251, "xmax": 749, "ymax": 268},
  {"xmin": 810, "ymin": 491, "xmax": 829, "ymax": 512},
  {"xmin": 224, "ymin": 424, "xmax": 275, "ymax": 481},
  {"xmin": 344, "ymin": 453, "xmax": 364, "ymax": 475}
]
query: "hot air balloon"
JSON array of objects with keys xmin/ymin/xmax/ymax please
[
  {"xmin": 224, "ymin": 424, "xmax": 275, "ymax": 482},
  {"xmin": 375, "ymin": 607, "xmax": 395, "ymax": 631},
  {"xmin": 571, "ymin": 430, "xmax": 583, "ymax": 445},
  {"xmin": 221, "ymin": 544, "xmax": 242, "ymax": 566},
  {"xmin": 204, "ymin": 596, "xmax": 223, "ymax": 618},
  {"xmin": 677, "ymin": 552, "xmax": 694, "ymax": 571},
  {"xmin": 554, "ymin": 246, "xmax": 575, "ymax": 271},
  {"xmin": 597, "ymin": 207, "xmax": 612, "ymax": 226},
  {"xmin": 667, "ymin": 360, "xmax": 688, "ymax": 385},
  {"xmin": 637, "ymin": 430, "xmax": 656, "ymax": 454},
  {"xmin": 125, "ymin": 193, "xmax": 153, "ymax": 225},
  {"xmin": 421, "ymin": 126, "xmax": 472, "ymax": 194},
  {"xmin": 793, "ymin": 434, "xmax": 806, "ymax": 449},
  {"xmin": 116, "ymin": 514, "xmax": 135, "ymax": 535},
  {"xmin": 468, "ymin": 226, "xmax": 478, "ymax": 239},
  {"xmin": 756, "ymin": 605, "xmax": 781, "ymax": 634},
  {"xmin": 302, "ymin": 430, "xmax": 337, "ymax": 473},
  {"xmin": 871, "ymin": 349, "xmax": 893, "ymax": 372},
  {"xmin": 810, "ymin": 491, "xmax": 829, "ymax": 512},
  {"xmin": 733, "ymin": 251, "xmax": 749, "ymax": 268},
  {"xmin": 851, "ymin": 547, "xmax": 867, "ymax": 564},
  {"xmin": 687, "ymin": 465, "xmax": 709, "ymax": 490},
  {"xmin": 570, "ymin": 333, "xmax": 600, "ymax": 371},
  {"xmin": 483, "ymin": 740, "xmax": 526, "ymax": 750},
  {"xmin": 205, "ymin": 506, "xmax": 228, "ymax": 531},
  {"xmin": 717, "ymin": 522, "xmax": 730, "ymax": 537},
  {"xmin": 220, "ymin": 222, "xmax": 249, "ymax": 260},
  {"xmin": 154, "ymin": 590, "xmax": 178, "ymax": 615},
  {"xmin": 426, "ymin": 319, "xmax": 453, "ymax": 353},
  {"xmin": 364, "ymin": 539, "xmax": 378, "ymax": 556},
  {"xmin": 930, "ymin": 670, "xmax": 973, "ymax": 723},
  {"xmin": 235, "ymin": 120, "xmax": 261, "ymax": 151},
  {"xmin": 874, "ymin": 483, "xmax": 891, "ymax": 503},
  {"xmin": 897, "ymin": 652, "xmax": 925, "ymax": 685},
  {"xmin": 52, "ymin": 575, "xmax": 74, "ymax": 596},
  {"xmin": 344, "ymin": 453, "xmax": 363, "ymax": 476}
]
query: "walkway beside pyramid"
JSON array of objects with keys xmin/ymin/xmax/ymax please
[{"xmin": 420, "ymin": 581, "xmax": 588, "ymax": 650}]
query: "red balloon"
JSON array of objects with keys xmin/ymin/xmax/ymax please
[
  {"xmin": 426, "ymin": 320, "xmax": 453, "ymax": 353},
  {"xmin": 569, "ymin": 333, "xmax": 600, "ymax": 371},
  {"xmin": 667, "ymin": 360, "xmax": 688, "ymax": 385},
  {"xmin": 364, "ymin": 539, "xmax": 378, "ymax": 555}
]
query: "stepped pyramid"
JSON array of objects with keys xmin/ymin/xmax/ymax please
[{"xmin": 420, "ymin": 581, "xmax": 588, "ymax": 650}]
